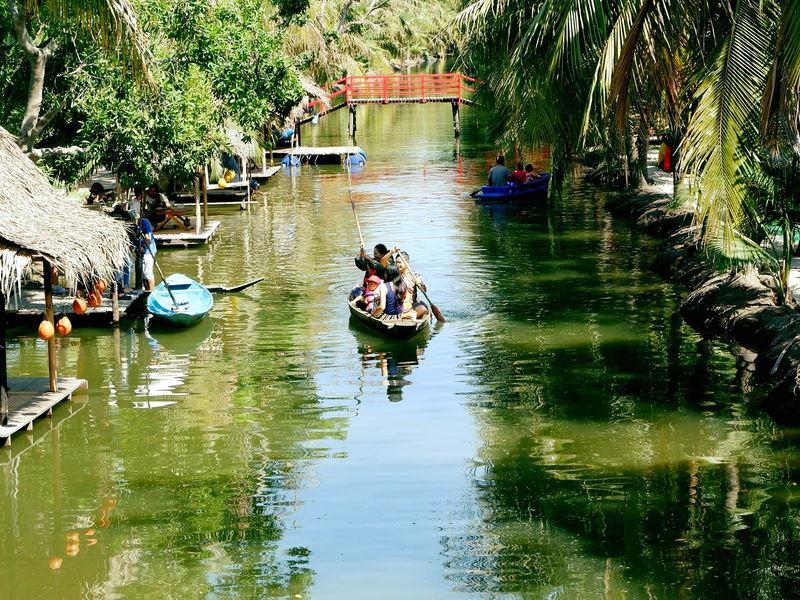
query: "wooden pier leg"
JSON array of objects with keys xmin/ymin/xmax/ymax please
[
  {"xmin": 42, "ymin": 259, "xmax": 57, "ymax": 393},
  {"xmin": 348, "ymin": 105, "xmax": 357, "ymax": 142},
  {"xmin": 452, "ymin": 101, "xmax": 461, "ymax": 138},
  {"xmin": 0, "ymin": 291, "xmax": 8, "ymax": 426},
  {"xmin": 295, "ymin": 120, "xmax": 302, "ymax": 147},
  {"xmin": 112, "ymin": 281, "xmax": 120, "ymax": 324},
  {"xmin": 193, "ymin": 175, "xmax": 201, "ymax": 235},
  {"xmin": 202, "ymin": 168, "xmax": 209, "ymax": 227}
]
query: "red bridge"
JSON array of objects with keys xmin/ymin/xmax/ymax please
[{"xmin": 300, "ymin": 73, "xmax": 477, "ymax": 137}]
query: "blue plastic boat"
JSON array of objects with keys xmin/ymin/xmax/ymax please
[
  {"xmin": 473, "ymin": 173, "xmax": 551, "ymax": 201},
  {"xmin": 147, "ymin": 274, "xmax": 213, "ymax": 327}
]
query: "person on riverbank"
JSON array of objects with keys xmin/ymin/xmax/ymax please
[
  {"xmin": 138, "ymin": 215, "xmax": 157, "ymax": 291},
  {"xmin": 511, "ymin": 161, "xmax": 527, "ymax": 185},
  {"xmin": 395, "ymin": 251, "xmax": 429, "ymax": 320},
  {"xmin": 488, "ymin": 155, "xmax": 511, "ymax": 186}
]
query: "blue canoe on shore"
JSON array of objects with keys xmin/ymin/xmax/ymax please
[
  {"xmin": 147, "ymin": 274, "xmax": 213, "ymax": 327},
  {"xmin": 473, "ymin": 173, "xmax": 551, "ymax": 201}
]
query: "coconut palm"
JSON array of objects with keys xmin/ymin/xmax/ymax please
[
  {"xmin": 455, "ymin": 0, "xmax": 800, "ymax": 258},
  {"xmin": 7, "ymin": 0, "xmax": 151, "ymax": 153}
]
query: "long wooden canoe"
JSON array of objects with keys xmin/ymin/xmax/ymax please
[{"xmin": 347, "ymin": 298, "xmax": 430, "ymax": 340}]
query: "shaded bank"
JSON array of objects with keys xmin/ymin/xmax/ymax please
[{"xmin": 605, "ymin": 188, "xmax": 800, "ymax": 421}]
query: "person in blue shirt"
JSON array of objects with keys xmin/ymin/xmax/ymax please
[{"xmin": 138, "ymin": 216, "xmax": 157, "ymax": 291}]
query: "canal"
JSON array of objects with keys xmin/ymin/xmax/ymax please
[{"xmin": 2, "ymin": 97, "xmax": 799, "ymax": 599}]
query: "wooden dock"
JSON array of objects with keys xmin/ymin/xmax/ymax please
[
  {"xmin": 250, "ymin": 165, "xmax": 281, "ymax": 181},
  {"xmin": 272, "ymin": 146, "xmax": 365, "ymax": 165},
  {"xmin": 155, "ymin": 220, "xmax": 221, "ymax": 247},
  {"xmin": 4, "ymin": 288, "xmax": 148, "ymax": 326},
  {"xmin": 0, "ymin": 377, "xmax": 87, "ymax": 447}
]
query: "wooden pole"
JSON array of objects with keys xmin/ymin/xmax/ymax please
[
  {"xmin": 202, "ymin": 168, "xmax": 209, "ymax": 226},
  {"xmin": 452, "ymin": 101, "xmax": 461, "ymax": 139},
  {"xmin": 193, "ymin": 175, "xmax": 201, "ymax": 235},
  {"xmin": 42, "ymin": 259, "xmax": 57, "ymax": 393},
  {"xmin": 0, "ymin": 291, "xmax": 8, "ymax": 425},
  {"xmin": 112, "ymin": 281, "xmax": 119, "ymax": 324}
]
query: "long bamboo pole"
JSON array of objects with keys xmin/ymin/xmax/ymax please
[
  {"xmin": 42, "ymin": 259, "xmax": 57, "ymax": 392},
  {"xmin": 193, "ymin": 175, "xmax": 201, "ymax": 235},
  {"xmin": 202, "ymin": 167, "xmax": 209, "ymax": 226}
]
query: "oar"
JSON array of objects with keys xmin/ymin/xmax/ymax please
[
  {"xmin": 145, "ymin": 245, "xmax": 181, "ymax": 310},
  {"xmin": 206, "ymin": 277, "xmax": 264, "ymax": 293},
  {"xmin": 394, "ymin": 248, "xmax": 445, "ymax": 323},
  {"xmin": 346, "ymin": 162, "xmax": 366, "ymax": 249}
]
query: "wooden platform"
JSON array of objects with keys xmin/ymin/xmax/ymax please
[
  {"xmin": 272, "ymin": 146, "xmax": 365, "ymax": 165},
  {"xmin": 250, "ymin": 166, "xmax": 281, "ymax": 181},
  {"xmin": 1, "ymin": 377, "xmax": 87, "ymax": 447},
  {"xmin": 4, "ymin": 288, "xmax": 148, "ymax": 326},
  {"xmin": 155, "ymin": 220, "xmax": 221, "ymax": 247}
]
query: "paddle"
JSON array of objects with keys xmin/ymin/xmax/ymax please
[
  {"xmin": 346, "ymin": 163, "xmax": 366, "ymax": 250},
  {"xmin": 144, "ymin": 243, "xmax": 182, "ymax": 310},
  {"xmin": 393, "ymin": 247, "xmax": 445, "ymax": 324},
  {"xmin": 206, "ymin": 277, "xmax": 264, "ymax": 293}
]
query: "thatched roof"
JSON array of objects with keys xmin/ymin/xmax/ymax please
[{"xmin": 0, "ymin": 126, "xmax": 129, "ymax": 297}]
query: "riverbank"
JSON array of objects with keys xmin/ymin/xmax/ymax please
[{"xmin": 603, "ymin": 166, "xmax": 800, "ymax": 421}]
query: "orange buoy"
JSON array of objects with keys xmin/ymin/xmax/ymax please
[
  {"xmin": 94, "ymin": 280, "xmax": 107, "ymax": 294},
  {"xmin": 72, "ymin": 297, "xmax": 87, "ymax": 315},
  {"xmin": 87, "ymin": 291, "xmax": 102, "ymax": 308},
  {"xmin": 38, "ymin": 320, "xmax": 54, "ymax": 341},
  {"xmin": 65, "ymin": 542, "xmax": 80, "ymax": 557},
  {"xmin": 48, "ymin": 556, "xmax": 63, "ymax": 570},
  {"xmin": 56, "ymin": 316, "xmax": 72, "ymax": 337}
]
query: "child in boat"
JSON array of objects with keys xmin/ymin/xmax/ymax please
[
  {"xmin": 354, "ymin": 275, "xmax": 383, "ymax": 312},
  {"xmin": 525, "ymin": 163, "xmax": 540, "ymax": 181},
  {"xmin": 510, "ymin": 162, "xmax": 527, "ymax": 185}
]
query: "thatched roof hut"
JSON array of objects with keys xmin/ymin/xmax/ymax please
[{"xmin": 0, "ymin": 125, "xmax": 129, "ymax": 296}]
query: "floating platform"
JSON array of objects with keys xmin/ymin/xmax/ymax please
[
  {"xmin": 249, "ymin": 166, "xmax": 281, "ymax": 181},
  {"xmin": 155, "ymin": 220, "xmax": 221, "ymax": 247},
  {"xmin": 0, "ymin": 377, "xmax": 87, "ymax": 447},
  {"xmin": 4, "ymin": 288, "xmax": 148, "ymax": 326},
  {"xmin": 272, "ymin": 146, "xmax": 365, "ymax": 165}
]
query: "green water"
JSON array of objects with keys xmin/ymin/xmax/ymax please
[{"xmin": 2, "ymin": 99, "xmax": 800, "ymax": 600}]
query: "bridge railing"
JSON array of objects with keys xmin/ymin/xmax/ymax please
[{"xmin": 309, "ymin": 73, "xmax": 477, "ymax": 113}]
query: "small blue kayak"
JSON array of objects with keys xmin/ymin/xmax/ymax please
[
  {"xmin": 147, "ymin": 274, "xmax": 213, "ymax": 327},
  {"xmin": 473, "ymin": 173, "xmax": 551, "ymax": 201}
]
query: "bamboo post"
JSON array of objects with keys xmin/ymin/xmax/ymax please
[
  {"xmin": 0, "ymin": 291, "xmax": 8, "ymax": 425},
  {"xmin": 451, "ymin": 101, "xmax": 461, "ymax": 138},
  {"xmin": 193, "ymin": 175, "xmax": 201, "ymax": 235},
  {"xmin": 42, "ymin": 259, "xmax": 57, "ymax": 393},
  {"xmin": 112, "ymin": 281, "xmax": 119, "ymax": 324},
  {"xmin": 202, "ymin": 167, "xmax": 209, "ymax": 226}
]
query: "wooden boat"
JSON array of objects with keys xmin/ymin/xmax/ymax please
[
  {"xmin": 147, "ymin": 274, "xmax": 213, "ymax": 327},
  {"xmin": 347, "ymin": 298, "xmax": 430, "ymax": 340},
  {"xmin": 473, "ymin": 173, "xmax": 550, "ymax": 201}
]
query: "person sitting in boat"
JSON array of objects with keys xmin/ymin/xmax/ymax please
[
  {"xmin": 138, "ymin": 215, "xmax": 157, "ymax": 291},
  {"xmin": 355, "ymin": 243, "xmax": 391, "ymax": 280},
  {"xmin": 525, "ymin": 163, "xmax": 540, "ymax": 181},
  {"xmin": 510, "ymin": 162, "xmax": 527, "ymax": 185},
  {"xmin": 394, "ymin": 251, "xmax": 429, "ymax": 320},
  {"xmin": 488, "ymin": 155, "xmax": 511, "ymax": 186},
  {"xmin": 354, "ymin": 275, "xmax": 383, "ymax": 312},
  {"xmin": 372, "ymin": 265, "xmax": 402, "ymax": 318}
]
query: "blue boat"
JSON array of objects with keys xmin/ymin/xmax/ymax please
[
  {"xmin": 473, "ymin": 173, "xmax": 551, "ymax": 201},
  {"xmin": 147, "ymin": 274, "xmax": 213, "ymax": 327}
]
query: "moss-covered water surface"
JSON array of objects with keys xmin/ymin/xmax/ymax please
[{"xmin": 1, "ymin": 100, "xmax": 799, "ymax": 599}]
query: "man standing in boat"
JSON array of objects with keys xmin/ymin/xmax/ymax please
[{"xmin": 350, "ymin": 243, "xmax": 393, "ymax": 301}]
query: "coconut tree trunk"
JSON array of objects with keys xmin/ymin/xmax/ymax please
[{"xmin": 782, "ymin": 218, "xmax": 793, "ymax": 305}]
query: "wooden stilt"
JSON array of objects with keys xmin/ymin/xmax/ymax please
[
  {"xmin": 295, "ymin": 121, "xmax": 302, "ymax": 147},
  {"xmin": 42, "ymin": 259, "xmax": 57, "ymax": 393},
  {"xmin": 0, "ymin": 291, "xmax": 8, "ymax": 426},
  {"xmin": 451, "ymin": 101, "xmax": 461, "ymax": 138},
  {"xmin": 193, "ymin": 175, "xmax": 201, "ymax": 235},
  {"xmin": 348, "ymin": 105, "xmax": 357, "ymax": 141},
  {"xmin": 112, "ymin": 281, "xmax": 119, "ymax": 324},
  {"xmin": 202, "ymin": 168, "xmax": 209, "ymax": 226}
]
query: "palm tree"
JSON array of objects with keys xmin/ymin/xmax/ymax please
[
  {"xmin": 7, "ymin": 0, "xmax": 151, "ymax": 154},
  {"xmin": 456, "ymin": 0, "xmax": 800, "ymax": 264}
]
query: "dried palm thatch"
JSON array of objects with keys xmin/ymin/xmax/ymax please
[{"xmin": 0, "ymin": 126, "xmax": 129, "ymax": 297}]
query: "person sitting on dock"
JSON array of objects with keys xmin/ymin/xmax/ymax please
[
  {"xmin": 510, "ymin": 162, "xmax": 527, "ymax": 185},
  {"xmin": 86, "ymin": 182, "xmax": 107, "ymax": 205},
  {"xmin": 525, "ymin": 163, "xmax": 540, "ymax": 181},
  {"xmin": 395, "ymin": 251, "xmax": 429, "ymax": 320},
  {"xmin": 129, "ymin": 186, "xmax": 144, "ymax": 220},
  {"xmin": 138, "ymin": 215, "xmax": 157, "ymax": 291},
  {"xmin": 488, "ymin": 155, "xmax": 511, "ymax": 186}
]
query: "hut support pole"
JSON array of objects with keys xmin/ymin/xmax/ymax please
[
  {"xmin": 193, "ymin": 175, "xmax": 201, "ymax": 235},
  {"xmin": 451, "ymin": 101, "xmax": 461, "ymax": 138},
  {"xmin": 42, "ymin": 260, "xmax": 57, "ymax": 393},
  {"xmin": 202, "ymin": 168, "xmax": 209, "ymax": 226},
  {"xmin": 1, "ymin": 292, "xmax": 8, "ymax": 425},
  {"xmin": 348, "ymin": 105, "xmax": 357, "ymax": 142},
  {"xmin": 112, "ymin": 281, "xmax": 119, "ymax": 324}
]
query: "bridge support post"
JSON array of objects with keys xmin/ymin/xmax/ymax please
[
  {"xmin": 348, "ymin": 105, "xmax": 357, "ymax": 141},
  {"xmin": 451, "ymin": 101, "xmax": 461, "ymax": 139}
]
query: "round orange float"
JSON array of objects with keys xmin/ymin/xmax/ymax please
[
  {"xmin": 56, "ymin": 316, "xmax": 72, "ymax": 337},
  {"xmin": 38, "ymin": 320, "xmax": 54, "ymax": 341},
  {"xmin": 48, "ymin": 556, "xmax": 63, "ymax": 570},
  {"xmin": 72, "ymin": 297, "xmax": 87, "ymax": 315},
  {"xmin": 94, "ymin": 280, "xmax": 107, "ymax": 294},
  {"xmin": 87, "ymin": 291, "xmax": 102, "ymax": 308}
]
